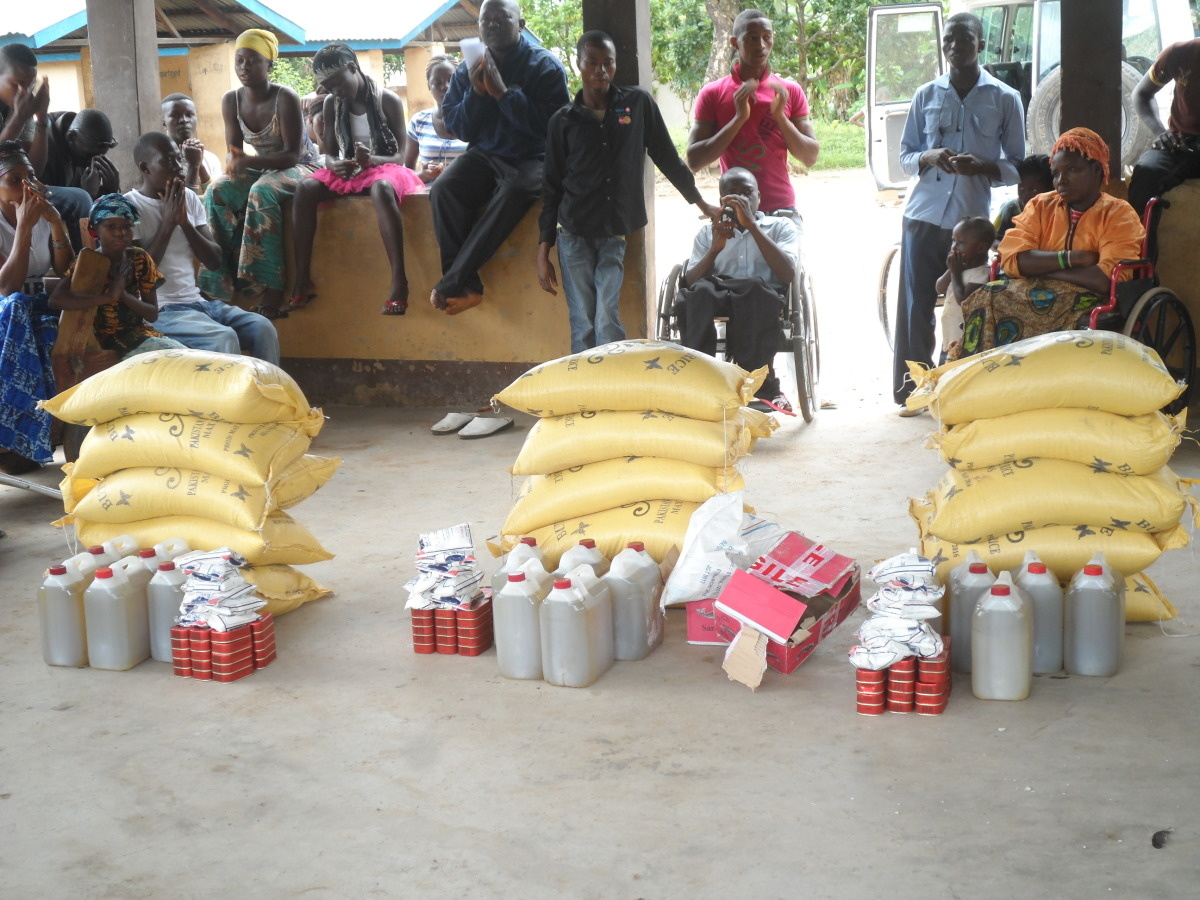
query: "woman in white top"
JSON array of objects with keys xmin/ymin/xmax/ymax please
[
  {"xmin": 404, "ymin": 55, "xmax": 468, "ymax": 183},
  {"xmin": 291, "ymin": 42, "xmax": 424, "ymax": 316},
  {"xmin": 0, "ymin": 140, "xmax": 74, "ymax": 468}
]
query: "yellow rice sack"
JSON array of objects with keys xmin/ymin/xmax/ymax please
[
  {"xmin": 73, "ymin": 510, "xmax": 333, "ymax": 566},
  {"xmin": 911, "ymin": 496, "xmax": 1187, "ymax": 583},
  {"xmin": 924, "ymin": 460, "xmax": 1191, "ymax": 543},
  {"xmin": 906, "ymin": 331, "xmax": 1183, "ymax": 423},
  {"xmin": 498, "ymin": 499, "xmax": 700, "ymax": 569},
  {"xmin": 511, "ymin": 408, "xmax": 776, "ymax": 475},
  {"xmin": 242, "ymin": 564, "xmax": 333, "ymax": 616},
  {"xmin": 61, "ymin": 455, "xmax": 341, "ymax": 532},
  {"xmin": 40, "ymin": 348, "xmax": 323, "ymax": 432},
  {"xmin": 503, "ymin": 457, "xmax": 743, "ymax": 535},
  {"xmin": 1125, "ymin": 571, "xmax": 1178, "ymax": 622},
  {"xmin": 932, "ymin": 408, "xmax": 1183, "ymax": 475},
  {"xmin": 494, "ymin": 339, "xmax": 766, "ymax": 422},
  {"xmin": 71, "ymin": 414, "xmax": 314, "ymax": 483}
]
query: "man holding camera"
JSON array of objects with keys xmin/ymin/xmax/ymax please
[{"xmin": 674, "ymin": 166, "xmax": 800, "ymax": 413}]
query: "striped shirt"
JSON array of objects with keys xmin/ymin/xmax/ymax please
[{"xmin": 406, "ymin": 109, "xmax": 468, "ymax": 168}]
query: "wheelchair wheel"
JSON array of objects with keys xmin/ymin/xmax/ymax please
[
  {"xmin": 878, "ymin": 243, "xmax": 900, "ymax": 351},
  {"xmin": 790, "ymin": 269, "xmax": 819, "ymax": 423},
  {"xmin": 655, "ymin": 263, "xmax": 685, "ymax": 342},
  {"xmin": 1123, "ymin": 288, "xmax": 1195, "ymax": 415}
]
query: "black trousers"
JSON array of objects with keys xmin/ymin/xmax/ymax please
[
  {"xmin": 674, "ymin": 275, "xmax": 784, "ymax": 398},
  {"xmin": 1128, "ymin": 145, "xmax": 1200, "ymax": 218},
  {"xmin": 428, "ymin": 147, "xmax": 542, "ymax": 298},
  {"xmin": 894, "ymin": 216, "xmax": 953, "ymax": 404}
]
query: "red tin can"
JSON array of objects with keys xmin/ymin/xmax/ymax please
[
  {"xmin": 857, "ymin": 699, "xmax": 885, "ymax": 716},
  {"xmin": 855, "ymin": 668, "xmax": 886, "ymax": 684}
]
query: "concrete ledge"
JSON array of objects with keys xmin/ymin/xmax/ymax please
[
  {"xmin": 264, "ymin": 192, "xmax": 650, "ymax": 406},
  {"xmin": 282, "ymin": 357, "xmax": 532, "ymax": 409}
]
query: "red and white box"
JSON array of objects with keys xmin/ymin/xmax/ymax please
[
  {"xmin": 714, "ymin": 567, "xmax": 861, "ymax": 674},
  {"xmin": 684, "ymin": 599, "xmax": 728, "ymax": 645}
]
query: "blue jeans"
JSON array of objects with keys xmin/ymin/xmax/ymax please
[
  {"xmin": 155, "ymin": 300, "xmax": 280, "ymax": 365},
  {"xmin": 556, "ymin": 231, "xmax": 627, "ymax": 353}
]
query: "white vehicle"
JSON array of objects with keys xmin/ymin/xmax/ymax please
[{"xmin": 866, "ymin": 0, "xmax": 1198, "ymax": 190}]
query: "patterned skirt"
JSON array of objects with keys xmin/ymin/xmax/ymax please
[
  {"xmin": 951, "ymin": 275, "xmax": 1101, "ymax": 360},
  {"xmin": 0, "ymin": 292, "xmax": 59, "ymax": 463}
]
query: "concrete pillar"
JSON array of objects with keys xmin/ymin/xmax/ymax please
[
  {"xmin": 188, "ymin": 42, "xmax": 238, "ymax": 163},
  {"xmin": 582, "ymin": 0, "xmax": 655, "ymax": 331},
  {"xmin": 358, "ymin": 49, "xmax": 385, "ymax": 86},
  {"xmin": 404, "ymin": 46, "xmax": 438, "ymax": 114},
  {"xmin": 1060, "ymin": 0, "xmax": 1121, "ymax": 178},
  {"xmin": 85, "ymin": 0, "xmax": 161, "ymax": 192}
]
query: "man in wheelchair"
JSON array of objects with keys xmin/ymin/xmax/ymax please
[{"xmin": 673, "ymin": 166, "xmax": 800, "ymax": 413}]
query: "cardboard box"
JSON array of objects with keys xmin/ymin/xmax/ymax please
[
  {"xmin": 684, "ymin": 599, "xmax": 729, "ymax": 645},
  {"xmin": 714, "ymin": 567, "xmax": 861, "ymax": 674}
]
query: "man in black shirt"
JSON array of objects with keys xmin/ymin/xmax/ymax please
[{"xmin": 537, "ymin": 30, "xmax": 718, "ymax": 353}]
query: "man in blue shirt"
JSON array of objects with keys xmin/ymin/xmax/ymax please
[
  {"xmin": 429, "ymin": 0, "xmax": 569, "ymax": 316},
  {"xmin": 893, "ymin": 12, "xmax": 1024, "ymax": 414}
]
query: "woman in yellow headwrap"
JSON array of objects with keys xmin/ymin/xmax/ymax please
[
  {"xmin": 200, "ymin": 29, "xmax": 320, "ymax": 319},
  {"xmin": 950, "ymin": 127, "xmax": 1145, "ymax": 358}
]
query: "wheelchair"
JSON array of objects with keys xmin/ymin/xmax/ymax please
[
  {"xmin": 878, "ymin": 197, "xmax": 1195, "ymax": 415},
  {"xmin": 654, "ymin": 257, "xmax": 820, "ymax": 422}
]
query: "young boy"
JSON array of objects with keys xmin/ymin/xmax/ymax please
[
  {"xmin": 936, "ymin": 215, "xmax": 995, "ymax": 362},
  {"xmin": 124, "ymin": 132, "xmax": 279, "ymax": 364},
  {"xmin": 994, "ymin": 154, "xmax": 1053, "ymax": 240},
  {"xmin": 49, "ymin": 193, "xmax": 185, "ymax": 358},
  {"xmin": 161, "ymin": 93, "xmax": 221, "ymax": 194},
  {"xmin": 537, "ymin": 30, "xmax": 719, "ymax": 353}
]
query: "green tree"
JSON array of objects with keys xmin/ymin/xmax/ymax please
[
  {"xmin": 272, "ymin": 57, "xmax": 315, "ymax": 95},
  {"xmin": 650, "ymin": 0, "xmax": 713, "ymax": 106}
]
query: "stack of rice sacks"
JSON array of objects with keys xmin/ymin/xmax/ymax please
[
  {"xmin": 42, "ymin": 349, "xmax": 338, "ymax": 615},
  {"xmin": 905, "ymin": 331, "xmax": 1193, "ymax": 621},
  {"xmin": 492, "ymin": 340, "xmax": 777, "ymax": 569}
]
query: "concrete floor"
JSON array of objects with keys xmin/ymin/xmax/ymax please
[{"xmin": 2, "ymin": 170, "xmax": 1199, "ymax": 897}]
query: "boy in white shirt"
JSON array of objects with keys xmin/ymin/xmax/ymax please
[{"xmin": 124, "ymin": 131, "xmax": 279, "ymax": 364}]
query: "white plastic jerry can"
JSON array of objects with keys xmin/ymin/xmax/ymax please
[
  {"xmin": 84, "ymin": 565, "xmax": 150, "ymax": 671},
  {"xmin": 553, "ymin": 538, "xmax": 610, "ymax": 578},
  {"xmin": 147, "ymin": 562, "xmax": 187, "ymax": 663},
  {"xmin": 495, "ymin": 572, "xmax": 545, "ymax": 680},
  {"xmin": 540, "ymin": 565, "xmax": 615, "ymax": 687},
  {"xmin": 491, "ymin": 536, "xmax": 547, "ymax": 596},
  {"xmin": 605, "ymin": 541, "xmax": 665, "ymax": 661},
  {"xmin": 39, "ymin": 564, "xmax": 88, "ymax": 667}
]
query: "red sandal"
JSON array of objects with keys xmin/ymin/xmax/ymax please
[{"xmin": 381, "ymin": 299, "xmax": 408, "ymax": 316}]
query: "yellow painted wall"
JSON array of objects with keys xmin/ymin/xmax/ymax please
[
  {"xmin": 403, "ymin": 46, "xmax": 437, "ymax": 114},
  {"xmin": 269, "ymin": 194, "xmax": 648, "ymax": 365},
  {"xmin": 158, "ymin": 55, "xmax": 192, "ymax": 102},
  {"xmin": 39, "ymin": 60, "xmax": 85, "ymax": 114},
  {"xmin": 187, "ymin": 43, "xmax": 237, "ymax": 159}
]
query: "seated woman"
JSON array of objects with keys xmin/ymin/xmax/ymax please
[
  {"xmin": 200, "ymin": 29, "xmax": 319, "ymax": 319},
  {"xmin": 404, "ymin": 55, "xmax": 468, "ymax": 185},
  {"xmin": 0, "ymin": 141, "xmax": 74, "ymax": 470},
  {"xmin": 291, "ymin": 43, "xmax": 423, "ymax": 316},
  {"xmin": 952, "ymin": 128, "xmax": 1145, "ymax": 360}
]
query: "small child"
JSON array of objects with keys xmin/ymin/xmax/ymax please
[
  {"xmin": 936, "ymin": 215, "xmax": 995, "ymax": 361},
  {"xmin": 50, "ymin": 193, "xmax": 186, "ymax": 358},
  {"xmin": 537, "ymin": 30, "xmax": 719, "ymax": 353},
  {"xmin": 995, "ymin": 154, "xmax": 1053, "ymax": 240}
]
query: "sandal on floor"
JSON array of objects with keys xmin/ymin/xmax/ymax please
[
  {"xmin": 287, "ymin": 292, "xmax": 316, "ymax": 311},
  {"xmin": 381, "ymin": 299, "xmax": 408, "ymax": 316},
  {"xmin": 431, "ymin": 412, "xmax": 476, "ymax": 435},
  {"xmin": 459, "ymin": 416, "xmax": 514, "ymax": 439},
  {"xmin": 255, "ymin": 303, "xmax": 288, "ymax": 320}
]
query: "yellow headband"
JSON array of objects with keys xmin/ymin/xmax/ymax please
[{"xmin": 236, "ymin": 29, "xmax": 279, "ymax": 62}]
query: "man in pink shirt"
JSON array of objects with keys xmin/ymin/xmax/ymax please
[{"xmin": 687, "ymin": 8, "xmax": 819, "ymax": 214}]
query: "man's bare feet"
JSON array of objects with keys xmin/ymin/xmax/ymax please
[
  {"xmin": 445, "ymin": 291, "xmax": 483, "ymax": 316},
  {"xmin": 430, "ymin": 288, "xmax": 447, "ymax": 310}
]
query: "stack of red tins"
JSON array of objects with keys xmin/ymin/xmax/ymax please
[
  {"xmin": 411, "ymin": 597, "xmax": 493, "ymax": 656},
  {"xmin": 855, "ymin": 638, "xmax": 951, "ymax": 717},
  {"xmin": 915, "ymin": 639, "xmax": 950, "ymax": 715},
  {"xmin": 171, "ymin": 612, "xmax": 277, "ymax": 683}
]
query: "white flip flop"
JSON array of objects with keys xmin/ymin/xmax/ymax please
[
  {"xmin": 459, "ymin": 416, "xmax": 514, "ymax": 439},
  {"xmin": 431, "ymin": 412, "xmax": 476, "ymax": 435}
]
